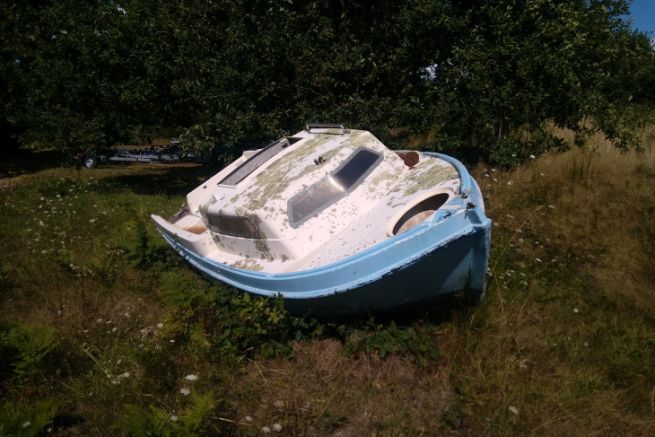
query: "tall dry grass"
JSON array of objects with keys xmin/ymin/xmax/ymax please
[{"xmin": 447, "ymin": 124, "xmax": 655, "ymax": 434}]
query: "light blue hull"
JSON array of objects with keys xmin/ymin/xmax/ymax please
[{"xmin": 156, "ymin": 153, "xmax": 491, "ymax": 315}]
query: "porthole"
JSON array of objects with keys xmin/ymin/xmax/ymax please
[{"xmin": 391, "ymin": 193, "xmax": 449, "ymax": 235}]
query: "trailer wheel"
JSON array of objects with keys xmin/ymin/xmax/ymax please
[{"xmin": 84, "ymin": 156, "xmax": 98, "ymax": 168}]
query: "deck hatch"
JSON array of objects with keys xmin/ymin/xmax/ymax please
[
  {"xmin": 288, "ymin": 147, "xmax": 382, "ymax": 228},
  {"xmin": 218, "ymin": 138, "xmax": 291, "ymax": 186}
]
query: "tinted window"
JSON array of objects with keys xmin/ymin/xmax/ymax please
[
  {"xmin": 288, "ymin": 177, "xmax": 343, "ymax": 227},
  {"xmin": 205, "ymin": 214, "xmax": 262, "ymax": 239},
  {"xmin": 333, "ymin": 148, "xmax": 381, "ymax": 189},
  {"xmin": 288, "ymin": 147, "xmax": 382, "ymax": 228}
]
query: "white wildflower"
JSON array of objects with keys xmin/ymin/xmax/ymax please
[
  {"xmin": 245, "ymin": 416, "xmax": 254, "ymax": 422},
  {"xmin": 573, "ymin": 308, "xmax": 579, "ymax": 314},
  {"xmin": 180, "ymin": 387, "xmax": 191, "ymax": 396},
  {"xmin": 529, "ymin": 154, "xmax": 536, "ymax": 159},
  {"xmin": 184, "ymin": 374, "xmax": 198, "ymax": 381},
  {"xmin": 261, "ymin": 426, "xmax": 271, "ymax": 434},
  {"xmin": 157, "ymin": 323, "xmax": 164, "ymax": 328},
  {"xmin": 272, "ymin": 423, "xmax": 282, "ymax": 432},
  {"xmin": 22, "ymin": 421, "xmax": 31, "ymax": 428},
  {"xmin": 170, "ymin": 415, "xmax": 178, "ymax": 422},
  {"xmin": 508, "ymin": 406, "xmax": 519, "ymax": 415}
]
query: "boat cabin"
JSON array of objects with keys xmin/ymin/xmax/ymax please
[{"xmin": 155, "ymin": 126, "xmax": 461, "ymax": 273}]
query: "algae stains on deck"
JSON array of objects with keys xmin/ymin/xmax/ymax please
[
  {"xmin": 246, "ymin": 214, "xmax": 274, "ymax": 261},
  {"xmin": 403, "ymin": 160, "xmax": 458, "ymax": 196},
  {"xmin": 238, "ymin": 132, "xmax": 370, "ymax": 214},
  {"xmin": 240, "ymin": 135, "xmax": 333, "ymax": 212},
  {"xmin": 369, "ymin": 167, "xmax": 403, "ymax": 196},
  {"xmin": 231, "ymin": 259, "xmax": 264, "ymax": 271}
]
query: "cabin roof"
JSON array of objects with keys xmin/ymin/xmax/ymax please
[{"xmin": 183, "ymin": 128, "xmax": 460, "ymax": 271}]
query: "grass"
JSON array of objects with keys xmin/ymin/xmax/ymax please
[{"xmin": 0, "ymin": 127, "xmax": 654, "ymax": 435}]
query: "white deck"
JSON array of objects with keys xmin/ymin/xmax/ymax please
[{"xmin": 152, "ymin": 128, "xmax": 460, "ymax": 273}]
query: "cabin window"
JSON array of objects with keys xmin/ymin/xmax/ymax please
[
  {"xmin": 219, "ymin": 137, "xmax": 296, "ymax": 186},
  {"xmin": 288, "ymin": 147, "xmax": 382, "ymax": 228},
  {"xmin": 205, "ymin": 214, "xmax": 262, "ymax": 239}
]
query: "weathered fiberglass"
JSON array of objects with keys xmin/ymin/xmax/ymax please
[{"xmin": 152, "ymin": 125, "xmax": 491, "ymax": 314}]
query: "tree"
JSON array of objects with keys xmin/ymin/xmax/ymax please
[{"xmin": 1, "ymin": 0, "xmax": 653, "ymax": 164}]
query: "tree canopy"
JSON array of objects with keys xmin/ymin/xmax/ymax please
[{"xmin": 1, "ymin": 0, "xmax": 653, "ymax": 164}]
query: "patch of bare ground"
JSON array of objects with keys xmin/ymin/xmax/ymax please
[{"xmin": 231, "ymin": 339, "xmax": 452, "ymax": 435}]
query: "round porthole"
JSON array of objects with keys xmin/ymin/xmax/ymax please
[{"xmin": 390, "ymin": 193, "xmax": 450, "ymax": 235}]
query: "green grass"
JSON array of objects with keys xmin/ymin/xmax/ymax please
[{"xmin": 1, "ymin": 131, "xmax": 654, "ymax": 435}]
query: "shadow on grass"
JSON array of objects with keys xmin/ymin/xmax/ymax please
[
  {"xmin": 300, "ymin": 291, "xmax": 476, "ymax": 329},
  {"xmin": 0, "ymin": 149, "xmax": 67, "ymax": 179},
  {"xmin": 91, "ymin": 163, "xmax": 219, "ymax": 197}
]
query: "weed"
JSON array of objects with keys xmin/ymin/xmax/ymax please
[
  {"xmin": 119, "ymin": 391, "xmax": 218, "ymax": 436},
  {"xmin": 208, "ymin": 292, "xmax": 299, "ymax": 360},
  {"xmin": 344, "ymin": 319, "xmax": 439, "ymax": 363},
  {"xmin": 0, "ymin": 322, "xmax": 57, "ymax": 378},
  {"xmin": 0, "ymin": 399, "xmax": 58, "ymax": 437}
]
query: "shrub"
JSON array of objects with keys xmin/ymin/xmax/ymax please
[
  {"xmin": 0, "ymin": 322, "xmax": 57, "ymax": 377},
  {"xmin": 119, "ymin": 391, "xmax": 217, "ymax": 437}
]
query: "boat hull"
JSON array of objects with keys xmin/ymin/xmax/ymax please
[{"xmin": 154, "ymin": 153, "xmax": 491, "ymax": 315}]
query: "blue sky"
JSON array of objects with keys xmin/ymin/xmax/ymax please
[{"xmin": 629, "ymin": 0, "xmax": 655, "ymax": 36}]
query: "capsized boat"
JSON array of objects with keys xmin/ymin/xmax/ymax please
[{"xmin": 152, "ymin": 124, "xmax": 491, "ymax": 314}]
